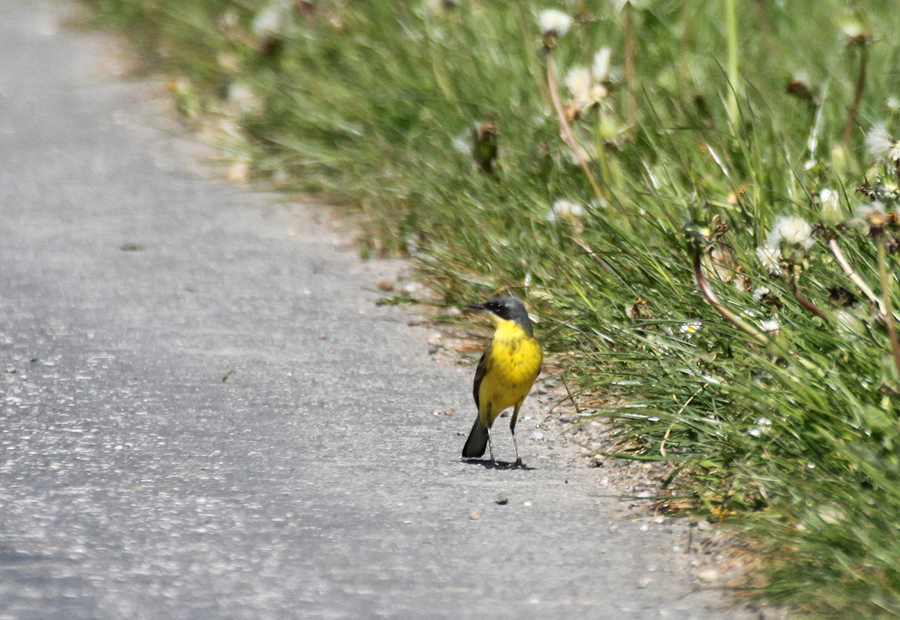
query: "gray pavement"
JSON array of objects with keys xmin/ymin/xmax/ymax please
[{"xmin": 0, "ymin": 2, "xmax": 753, "ymax": 619}]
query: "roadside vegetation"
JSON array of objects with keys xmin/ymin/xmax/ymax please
[{"xmin": 81, "ymin": 0, "xmax": 900, "ymax": 615}]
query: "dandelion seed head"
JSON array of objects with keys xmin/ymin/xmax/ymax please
[
  {"xmin": 756, "ymin": 246, "xmax": 782, "ymax": 275},
  {"xmin": 592, "ymin": 48, "xmax": 612, "ymax": 82},
  {"xmin": 252, "ymin": 0, "xmax": 293, "ymax": 37},
  {"xmin": 767, "ymin": 215, "xmax": 814, "ymax": 249},
  {"xmin": 856, "ymin": 201, "xmax": 887, "ymax": 234},
  {"xmin": 564, "ymin": 67, "xmax": 592, "ymax": 99},
  {"xmin": 588, "ymin": 84, "xmax": 609, "ymax": 103},
  {"xmin": 539, "ymin": 9, "xmax": 572, "ymax": 37},
  {"xmin": 866, "ymin": 124, "xmax": 900, "ymax": 163}
]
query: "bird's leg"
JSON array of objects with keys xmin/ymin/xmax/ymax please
[
  {"xmin": 486, "ymin": 426, "xmax": 495, "ymax": 464},
  {"xmin": 510, "ymin": 403, "xmax": 522, "ymax": 467}
]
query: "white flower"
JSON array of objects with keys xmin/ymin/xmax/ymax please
[
  {"xmin": 756, "ymin": 246, "xmax": 782, "ymax": 275},
  {"xmin": 766, "ymin": 215, "xmax": 814, "ymax": 249},
  {"xmin": 747, "ymin": 416, "xmax": 772, "ymax": 438},
  {"xmin": 752, "ymin": 286, "xmax": 770, "ymax": 300},
  {"xmin": 227, "ymin": 82, "xmax": 264, "ymax": 116},
  {"xmin": 679, "ymin": 321, "xmax": 703, "ymax": 335},
  {"xmin": 759, "ymin": 318, "xmax": 780, "ymax": 333},
  {"xmin": 451, "ymin": 130, "xmax": 471, "ymax": 156},
  {"xmin": 866, "ymin": 124, "xmax": 900, "ymax": 163},
  {"xmin": 592, "ymin": 48, "xmax": 612, "ymax": 82},
  {"xmin": 539, "ymin": 9, "xmax": 572, "ymax": 37},
  {"xmin": 552, "ymin": 199, "xmax": 585, "ymax": 219},
  {"xmin": 819, "ymin": 506, "xmax": 846, "ymax": 526},
  {"xmin": 548, "ymin": 200, "xmax": 586, "ymax": 231},
  {"xmin": 564, "ymin": 67, "xmax": 592, "ymax": 99},
  {"xmin": 252, "ymin": 0, "xmax": 294, "ymax": 37}
]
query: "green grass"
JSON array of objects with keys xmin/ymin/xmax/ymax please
[{"xmin": 79, "ymin": 0, "xmax": 900, "ymax": 615}]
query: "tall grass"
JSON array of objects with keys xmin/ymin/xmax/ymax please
[{"xmin": 81, "ymin": 0, "xmax": 900, "ymax": 615}]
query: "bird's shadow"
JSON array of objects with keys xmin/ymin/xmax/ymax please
[{"xmin": 461, "ymin": 458, "xmax": 535, "ymax": 471}]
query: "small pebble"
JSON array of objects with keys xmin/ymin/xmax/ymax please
[
  {"xmin": 469, "ymin": 511, "xmax": 481, "ymax": 520},
  {"xmin": 696, "ymin": 520, "xmax": 711, "ymax": 531},
  {"xmin": 227, "ymin": 161, "xmax": 250, "ymax": 183},
  {"xmin": 696, "ymin": 568, "xmax": 719, "ymax": 583},
  {"xmin": 495, "ymin": 493, "xmax": 508, "ymax": 505},
  {"xmin": 637, "ymin": 577, "xmax": 653, "ymax": 589},
  {"xmin": 608, "ymin": 524, "xmax": 618, "ymax": 533}
]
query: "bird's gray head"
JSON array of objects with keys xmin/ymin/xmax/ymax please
[{"xmin": 468, "ymin": 296, "xmax": 534, "ymax": 335}]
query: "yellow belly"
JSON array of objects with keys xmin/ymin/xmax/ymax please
[{"xmin": 479, "ymin": 321, "xmax": 542, "ymax": 425}]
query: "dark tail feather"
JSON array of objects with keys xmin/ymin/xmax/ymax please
[{"xmin": 462, "ymin": 418, "xmax": 489, "ymax": 458}]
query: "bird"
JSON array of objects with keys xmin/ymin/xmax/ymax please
[{"xmin": 462, "ymin": 296, "xmax": 543, "ymax": 466}]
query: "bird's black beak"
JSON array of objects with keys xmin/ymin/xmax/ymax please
[{"xmin": 467, "ymin": 303, "xmax": 485, "ymax": 311}]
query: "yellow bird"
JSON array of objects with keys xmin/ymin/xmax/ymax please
[{"xmin": 462, "ymin": 296, "xmax": 543, "ymax": 466}]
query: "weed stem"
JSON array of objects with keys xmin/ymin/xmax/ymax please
[
  {"xmin": 789, "ymin": 278, "xmax": 827, "ymax": 320},
  {"xmin": 876, "ymin": 235, "xmax": 900, "ymax": 381},
  {"xmin": 841, "ymin": 42, "xmax": 868, "ymax": 151},
  {"xmin": 544, "ymin": 48, "xmax": 608, "ymax": 205},
  {"xmin": 623, "ymin": 2, "xmax": 637, "ymax": 128},
  {"xmin": 725, "ymin": 0, "xmax": 739, "ymax": 127},
  {"xmin": 692, "ymin": 250, "xmax": 768, "ymax": 345},
  {"xmin": 828, "ymin": 238, "xmax": 885, "ymax": 314}
]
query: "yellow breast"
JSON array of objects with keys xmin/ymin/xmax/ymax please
[{"xmin": 479, "ymin": 319, "xmax": 542, "ymax": 420}]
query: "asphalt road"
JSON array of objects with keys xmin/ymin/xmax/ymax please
[{"xmin": 0, "ymin": 2, "xmax": 753, "ymax": 619}]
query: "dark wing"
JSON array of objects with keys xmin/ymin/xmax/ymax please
[{"xmin": 472, "ymin": 344, "xmax": 490, "ymax": 410}]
